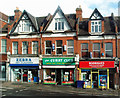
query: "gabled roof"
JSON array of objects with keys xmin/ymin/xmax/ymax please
[
  {"xmin": 9, "ymin": 10, "xmax": 38, "ymax": 35},
  {"xmin": 44, "ymin": 6, "xmax": 73, "ymax": 31},
  {"xmin": 89, "ymin": 8, "xmax": 104, "ymax": 20}
]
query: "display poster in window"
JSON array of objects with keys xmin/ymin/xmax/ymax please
[
  {"xmin": 99, "ymin": 75, "xmax": 107, "ymax": 86},
  {"xmin": 64, "ymin": 75, "xmax": 68, "ymax": 81}
]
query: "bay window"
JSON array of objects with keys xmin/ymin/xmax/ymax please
[
  {"xmin": 55, "ymin": 18, "xmax": 64, "ymax": 30},
  {"xmin": 91, "ymin": 21, "xmax": 101, "ymax": 33}
]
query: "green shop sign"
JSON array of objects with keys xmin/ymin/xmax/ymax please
[{"xmin": 43, "ymin": 58, "xmax": 75, "ymax": 65}]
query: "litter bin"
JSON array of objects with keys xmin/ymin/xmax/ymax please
[
  {"xmin": 76, "ymin": 81, "xmax": 84, "ymax": 88},
  {"xmin": 34, "ymin": 77, "xmax": 39, "ymax": 83}
]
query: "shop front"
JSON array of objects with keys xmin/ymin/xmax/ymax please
[
  {"xmin": 78, "ymin": 61, "xmax": 115, "ymax": 89},
  {"xmin": 42, "ymin": 57, "xmax": 75, "ymax": 85},
  {"xmin": 9, "ymin": 57, "xmax": 40, "ymax": 82}
]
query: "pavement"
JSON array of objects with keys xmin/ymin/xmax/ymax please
[{"xmin": 1, "ymin": 81, "xmax": 120, "ymax": 96}]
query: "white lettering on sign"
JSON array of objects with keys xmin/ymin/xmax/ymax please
[{"xmin": 89, "ymin": 62, "xmax": 104, "ymax": 68}]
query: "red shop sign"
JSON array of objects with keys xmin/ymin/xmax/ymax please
[{"xmin": 79, "ymin": 61, "xmax": 115, "ymax": 68}]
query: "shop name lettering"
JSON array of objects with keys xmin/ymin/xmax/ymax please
[
  {"xmin": 45, "ymin": 59, "xmax": 73, "ymax": 63},
  {"xmin": 16, "ymin": 58, "xmax": 33, "ymax": 64},
  {"xmin": 89, "ymin": 62, "xmax": 104, "ymax": 67}
]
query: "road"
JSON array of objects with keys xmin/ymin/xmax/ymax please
[{"xmin": 1, "ymin": 82, "xmax": 120, "ymax": 98}]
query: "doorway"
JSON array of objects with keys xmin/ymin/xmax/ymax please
[
  {"xmin": 56, "ymin": 69, "xmax": 61, "ymax": 85},
  {"xmin": 92, "ymin": 73, "xmax": 98, "ymax": 88}
]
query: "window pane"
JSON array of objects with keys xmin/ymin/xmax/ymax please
[
  {"xmin": 33, "ymin": 41, "xmax": 38, "ymax": 54},
  {"xmin": 93, "ymin": 43, "xmax": 100, "ymax": 50},
  {"xmin": 68, "ymin": 40, "xmax": 74, "ymax": 46},
  {"xmin": 95, "ymin": 25, "xmax": 98, "ymax": 32},
  {"xmin": 1, "ymin": 39, "xmax": 6, "ymax": 53},
  {"xmin": 99, "ymin": 26, "xmax": 101, "ymax": 32},
  {"xmin": 22, "ymin": 42, "xmax": 28, "ymax": 54},
  {"xmin": 46, "ymin": 49, "xmax": 52, "ymax": 54},
  {"xmin": 106, "ymin": 51, "xmax": 113, "ymax": 57},
  {"xmin": 62, "ymin": 22, "xmax": 64, "ymax": 30},
  {"xmin": 55, "ymin": 22, "xmax": 57, "ymax": 30},
  {"xmin": 92, "ymin": 26, "xmax": 94, "ymax": 32},
  {"xmin": 82, "ymin": 52, "xmax": 89, "ymax": 58},
  {"xmin": 91, "ymin": 22, "xmax": 94, "ymax": 25},
  {"xmin": 56, "ymin": 40, "xmax": 62, "ymax": 47},
  {"xmin": 13, "ymin": 42, "xmax": 18, "ymax": 54},
  {"xmin": 93, "ymin": 51, "xmax": 100, "ymax": 58},
  {"xmin": 46, "ymin": 41, "xmax": 52, "ymax": 47},
  {"xmin": 68, "ymin": 48, "xmax": 73, "ymax": 54},
  {"xmin": 106, "ymin": 43, "xmax": 112, "ymax": 50},
  {"xmin": 82, "ymin": 43, "xmax": 88, "ymax": 50},
  {"xmin": 58, "ymin": 22, "xmax": 61, "ymax": 30},
  {"xmin": 57, "ymin": 48, "xmax": 62, "ymax": 54}
]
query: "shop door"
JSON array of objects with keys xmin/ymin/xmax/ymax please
[
  {"xmin": 23, "ymin": 69, "xmax": 28, "ymax": 82},
  {"xmin": 92, "ymin": 73, "xmax": 98, "ymax": 88},
  {"xmin": 56, "ymin": 69, "xmax": 61, "ymax": 85}
]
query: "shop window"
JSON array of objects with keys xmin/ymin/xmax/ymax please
[
  {"xmin": 22, "ymin": 41, "xmax": 28, "ymax": 54},
  {"xmin": 105, "ymin": 43, "xmax": 113, "ymax": 57},
  {"xmin": 12, "ymin": 42, "xmax": 18, "ymax": 54},
  {"xmin": 32, "ymin": 41, "xmax": 38, "ymax": 54},
  {"xmin": 45, "ymin": 41, "xmax": 52, "ymax": 55},
  {"xmin": 1, "ymin": 39, "xmax": 7, "ymax": 53},
  {"xmin": 63, "ymin": 70, "xmax": 74, "ymax": 82},
  {"xmin": 67, "ymin": 40, "xmax": 74, "ymax": 55},
  {"xmin": 81, "ymin": 43, "xmax": 89, "ymax": 58},
  {"xmin": 56, "ymin": 40, "xmax": 63, "ymax": 55},
  {"xmin": 93, "ymin": 43, "xmax": 100, "ymax": 58},
  {"xmin": 91, "ymin": 21, "xmax": 101, "ymax": 33},
  {"xmin": 44, "ymin": 69, "xmax": 55, "ymax": 81}
]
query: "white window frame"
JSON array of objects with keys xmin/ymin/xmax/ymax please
[
  {"xmin": 45, "ymin": 41, "xmax": 52, "ymax": 55},
  {"xmin": 55, "ymin": 18, "xmax": 64, "ymax": 31},
  {"xmin": 56, "ymin": 40, "xmax": 63, "ymax": 55},
  {"xmin": 32, "ymin": 41, "xmax": 38, "ymax": 54},
  {"xmin": 91, "ymin": 20, "xmax": 101, "ymax": 33},
  {"xmin": 1, "ymin": 39, "xmax": 7, "ymax": 53},
  {"xmin": 12, "ymin": 42, "xmax": 18, "ymax": 54},
  {"xmin": 93, "ymin": 43, "xmax": 100, "ymax": 58},
  {"xmin": 105, "ymin": 43, "xmax": 113, "ymax": 58},
  {"xmin": 22, "ymin": 41, "xmax": 28, "ymax": 54},
  {"xmin": 67, "ymin": 40, "xmax": 74, "ymax": 55}
]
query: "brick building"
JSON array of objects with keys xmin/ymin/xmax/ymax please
[{"xmin": 2, "ymin": 6, "xmax": 120, "ymax": 89}]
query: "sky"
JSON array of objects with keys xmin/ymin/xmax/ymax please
[{"xmin": 0, "ymin": 0, "xmax": 119, "ymax": 18}]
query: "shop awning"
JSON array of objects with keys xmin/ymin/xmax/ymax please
[{"xmin": 42, "ymin": 65, "xmax": 75, "ymax": 68}]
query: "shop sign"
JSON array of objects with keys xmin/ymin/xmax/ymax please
[
  {"xmin": 10, "ymin": 57, "xmax": 39, "ymax": 64},
  {"xmin": 79, "ymin": 61, "xmax": 114, "ymax": 68},
  {"xmin": 43, "ymin": 58, "xmax": 75, "ymax": 65}
]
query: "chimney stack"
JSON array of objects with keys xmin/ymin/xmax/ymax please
[
  {"xmin": 14, "ymin": 7, "xmax": 22, "ymax": 21},
  {"xmin": 76, "ymin": 5, "xmax": 82, "ymax": 22}
]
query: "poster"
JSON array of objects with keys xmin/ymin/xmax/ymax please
[{"xmin": 99, "ymin": 75, "xmax": 107, "ymax": 86}]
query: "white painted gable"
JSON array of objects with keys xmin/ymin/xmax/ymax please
[
  {"xmin": 46, "ymin": 10, "xmax": 71, "ymax": 32},
  {"xmin": 14, "ymin": 14, "xmax": 35, "ymax": 33}
]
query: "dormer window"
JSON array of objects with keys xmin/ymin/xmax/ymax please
[
  {"xmin": 55, "ymin": 18, "xmax": 64, "ymax": 30},
  {"xmin": 91, "ymin": 21, "xmax": 101, "ymax": 33}
]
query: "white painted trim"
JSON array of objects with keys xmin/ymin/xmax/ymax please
[
  {"xmin": 42, "ymin": 32, "xmax": 76, "ymax": 37},
  {"xmin": 78, "ymin": 35, "xmax": 115, "ymax": 40},
  {"xmin": 42, "ymin": 65, "xmax": 75, "ymax": 68},
  {"xmin": 10, "ymin": 35, "xmax": 40, "ymax": 39},
  {"xmin": 117, "ymin": 35, "xmax": 120, "ymax": 39},
  {"xmin": 0, "ymin": 34, "xmax": 7, "ymax": 36}
]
